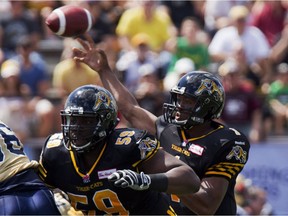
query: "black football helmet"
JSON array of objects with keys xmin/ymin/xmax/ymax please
[
  {"xmin": 163, "ymin": 71, "xmax": 225, "ymax": 129},
  {"xmin": 61, "ymin": 85, "xmax": 119, "ymax": 153}
]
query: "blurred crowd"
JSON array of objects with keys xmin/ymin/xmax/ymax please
[
  {"xmin": 235, "ymin": 174, "xmax": 274, "ymax": 215},
  {"xmin": 0, "ymin": 0, "xmax": 287, "ymax": 146}
]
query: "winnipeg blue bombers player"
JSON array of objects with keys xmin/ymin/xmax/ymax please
[
  {"xmin": 0, "ymin": 121, "xmax": 60, "ymax": 215},
  {"xmin": 72, "ymin": 36, "xmax": 250, "ymax": 215},
  {"xmin": 38, "ymin": 85, "xmax": 200, "ymax": 215}
]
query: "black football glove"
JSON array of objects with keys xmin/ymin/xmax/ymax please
[{"xmin": 108, "ymin": 169, "xmax": 151, "ymax": 190}]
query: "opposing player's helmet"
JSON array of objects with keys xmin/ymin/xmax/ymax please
[
  {"xmin": 61, "ymin": 85, "xmax": 119, "ymax": 153},
  {"xmin": 163, "ymin": 71, "xmax": 225, "ymax": 129}
]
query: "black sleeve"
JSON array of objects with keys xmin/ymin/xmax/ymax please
[{"xmin": 204, "ymin": 137, "xmax": 250, "ymax": 181}]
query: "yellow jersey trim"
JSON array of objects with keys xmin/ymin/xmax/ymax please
[
  {"xmin": 181, "ymin": 125, "xmax": 224, "ymax": 142},
  {"xmin": 70, "ymin": 143, "xmax": 107, "ymax": 178}
]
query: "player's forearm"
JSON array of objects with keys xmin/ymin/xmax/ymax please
[
  {"xmin": 270, "ymin": 37, "xmax": 288, "ymax": 63},
  {"xmin": 109, "ymin": 169, "xmax": 200, "ymax": 195},
  {"xmin": 99, "ymin": 66, "xmax": 157, "ymax": 133},
  {"xmin": 178, "ymin": 177, "xmax": 227, "ymax": 215},
  {"xmin": 98, "ymin": 67, "xmax": 139, "ymax": 110},
  {"xmin": 179, "ymin": 192, "xmax": 217, "ymax": 215},
  {"xmin": 159, "ymin": 167, "xmax": 200, "ymax": 195},
  {"xmin": 178, "ymin": 185, "xmax": 224, "ymax": 215}
]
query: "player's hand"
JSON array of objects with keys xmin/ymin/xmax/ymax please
[
  {"xmin": 108, "ymin": 169, "xmax": 151, "ymax": 190},
  {"xmin": 53, "ymin": 191, "xmax": 72, "ymax": 215},
  {"xmin": 73, "ymin": 34, "xmax": 110, "ymax": 73},
  {"xmin": 54, "ymin": 191, "xmax": 84, "ymax": 216}
]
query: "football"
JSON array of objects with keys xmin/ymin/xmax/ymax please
[{"xmin": 45, "ymin": 5, "xmax": 93, "ymax": 37}]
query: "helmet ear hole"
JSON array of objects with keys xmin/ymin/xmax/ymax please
[
  {"xmin": 204, "ymin": 98, "xmax": 210, "ymax": 104},
  {"xmin": 204, "ymin": 106, "xmax": 214, "ymax": 120},
  {"xmin": 106, "ymin": 112, "xmax": 112, "ymax": 119}
]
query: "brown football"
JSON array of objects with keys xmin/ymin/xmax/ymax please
[{"xmin": 45, "ymin": 5, "xmax": 93, "ymax": 37}]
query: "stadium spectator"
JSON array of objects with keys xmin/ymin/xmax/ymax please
[
  {"xmin": 218, "ymin": 57, "xmax": 264, "ymax": 143},
  {"xmin": 250, "ymin": 1, "xmax": 287, "ymax": 47},
  {"xmin": 208, "ymin": 5, "xmax": 271, "ymax": 81},
  {"xmin": 203, "ymin": 0, "xmax": 248, "ymax": 37},
  {"xmin": 165, "ymin": 17, "xmax": 210, "ymax": 74},
  {"xmin": 0, "ymin": 47, "xmax": 3, "ymax": 66},
  {"xmin": 86, "ymin": 1, "xmax": 118, "ymax": 45},
  {"xmin": 160, "ymin": 1, "xmax": 204, "ymax": 30},
  {"xmin": 266, "ymin": 63, "xmax": 288, "ymax": 135},
  {"xmin": 134, "ymin": 63, "xmax": 167, "ymax": 116},
  {"xmin": 0, "ymin": 1, "xmax": 41, "ymax": 59},
  {"xmin": 115, "ymin": 33, "xmax": 160, "ymax": 94},
  {"xmin": 225, "ymin": 42, "xmax": 262, "ymax": 89},
  {"xmin": 73, "ymin": 35, "xmax": 250, "ymax": 215},
  {"xmin": 235, "ymin": 174, "xmax": 252, "ymax": 215},
  {"xmin": 0, "ymin": 59, "xmax": 29, "ymax": 97},
  {"xmin": 115, "ymin": 0, "xmax": 175, "ymax": 53},
  {"xmin": 163, "ymin": 57, "xmax": 195, "ymax": 92},
  {"xmin": 0, "ymin": 59, "xmax": 30, "ymax": 142},
  {"xmin": 9, "ymin": 36, "xmax": 50, "ymax": 97},
  {"xmin": 52, "ymin": 38, "xmax": 102, "ymax": 97},
  {"xmin": 235, "ymin": 174, "xmax": 274, "ymax": 215},
  {"xmin": 269, "ymin": 10, "xmax": 288, "ymax": 65},
  {"xmin": 84, "ymin": 1, "xmax": 121, "ymax": 68},
  {"xmin": 244, "ymin": 186, "xmax": 274, "ymax": 215},
  {"xmin": 0, "ymin": 53, "xmax": 54, "ymax": 140}
]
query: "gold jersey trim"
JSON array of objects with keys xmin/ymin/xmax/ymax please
[
  {"xmin": 70, "ymin": 143, "xmax": 107, "ymax": 178},
  {"xmin": 181, "ymin": 125, "xmax": 224, "ymax": 142}
]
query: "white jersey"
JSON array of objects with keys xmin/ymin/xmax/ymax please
[
  {"xmin": 208, "ymin": 25, "xmax": 270, "ymax": 64},
  {"xmin": 0, "ymin": 121, "xmax": 38, "ymax": 182}
]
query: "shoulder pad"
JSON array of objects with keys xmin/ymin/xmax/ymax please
[
  {"xmin": 46, "ymin": 133, "xmax": 63, "ymax": 149},
  {"xmin": 113, "ymin": 128, "xmax": 147, "ymax": 144},
  {"xmin": 156, "ymin": 115, "xmax": 170, "ymax": 139},
  {"xmin": 137, "ymin": 131, "xmax": 159, "ymax": 160},
  {"xmin": 112, "ymin": 128, "xmax": 159, "ymax": 160}
]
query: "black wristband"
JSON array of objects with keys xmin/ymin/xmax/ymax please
[{"xmin": 149, "ymin": 173, "xmax": 168, "ymax": 192}]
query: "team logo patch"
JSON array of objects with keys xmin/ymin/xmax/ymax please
[
  {"xmin": 138, "ymin": 137, "xmax": 157, "ymax": 159},
  {"xmin": 226, "ymin": 146, "xmax": 247, "ymax": 163},
  {"xmin": 195, "ymin": 78, "xmax": 223, "ymax": 101},
  {"xmin": 98, "ymin": 168, "xmax": 117, "ymax": 179},
  {"xmin": 188, "ymin": 144, "xmax": 204, "ymax": 156},
  {"xmin": 94, "ymin": 91, "xmax": 113, "ymax": 110}
]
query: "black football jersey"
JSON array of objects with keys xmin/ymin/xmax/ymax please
[
  {"xmin": 156, "ymin": 116, "xmax": 250, "ymax": 215},
  {"xmin": 38, "ymin": 128, "xmax": 175, "ymax": 215}
]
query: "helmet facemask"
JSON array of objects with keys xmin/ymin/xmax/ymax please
[
  {"xmin": 163, "ymin": 71, "xmax": 225, "ymax": 129},
  {"xmin": 163, "ymin": 91, "xmax": 205, "ymax": 129},
  {"xmin": 61, "ymin": 110, "xmax": 110, "ymax": 153},
  {"xmin": 60, "ymin": 85, "xmax": 119, "ymax": 153}
]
